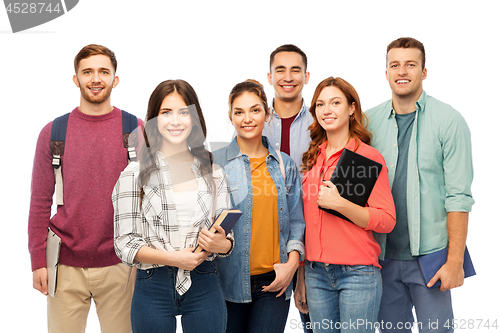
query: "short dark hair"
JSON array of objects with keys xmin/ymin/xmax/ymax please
[
  {"xmin": 74, "ymin": 44, "xmax": 117, "ymax": 73},
  {"xmin": 270, "ymin": 44, "xmax": 308, "ymax": 71},
  {"xmin": 386, "ymin": 37, "xmax": 426, "ymax": 69}
]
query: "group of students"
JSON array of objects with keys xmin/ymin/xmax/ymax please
[{"xmin": 29, "ymin": 39, "xmax": 474, "ymax": 333}]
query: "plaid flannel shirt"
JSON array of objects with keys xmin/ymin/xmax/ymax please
[{"xmin": 113, "ymin": 151, "xmax": 232, "ymax": 294}]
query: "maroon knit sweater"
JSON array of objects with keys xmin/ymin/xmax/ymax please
[{"xmin": 28, "ymin": 107, "xmax": 142, "ymax": 271}]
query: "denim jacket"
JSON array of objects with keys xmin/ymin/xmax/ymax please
[{"xmin": 212, "ymin": 136, "xmax": 305, "ymax": 303}]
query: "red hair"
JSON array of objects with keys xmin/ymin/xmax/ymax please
[{"xmin": 301, "ymin": 77, "xmax": 372, "ymax": 172}]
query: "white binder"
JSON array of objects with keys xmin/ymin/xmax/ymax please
[{"xmin": 46, "ymin": 228, "xmax": 61, "ymax": 297}]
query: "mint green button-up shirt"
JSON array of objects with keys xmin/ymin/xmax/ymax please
[{"xmin": 366, "ymin": 91, "xmax": 474, "ymax": 258}]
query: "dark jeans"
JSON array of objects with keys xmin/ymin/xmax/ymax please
[
  {"xmin": 226, "ymin": 270, "xmax": 290, "ymax": 333},
  {"xmin": 378, "ymin": 259, "xmax": 453, "ymax": 333},
  {"xmin": 131, "ymin": 261, "xmax": 226, "ymax": 333}
]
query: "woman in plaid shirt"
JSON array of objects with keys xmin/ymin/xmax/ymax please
[{"xmin": 113, "ymin": 80, "xmax": 233, "ymax": 333}]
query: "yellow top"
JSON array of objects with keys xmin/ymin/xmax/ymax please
[{"xmin": 249, "ymin": 155, "xmax": 280, "ymax": 275}]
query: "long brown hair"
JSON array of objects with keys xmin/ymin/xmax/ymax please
[
  {"xmin": 138, "ymin": 80, "xmax": 214, "ymax": 199},
  {"xmin": 301, "ymin": 77, "xmax": 371, "ymax": 172}
]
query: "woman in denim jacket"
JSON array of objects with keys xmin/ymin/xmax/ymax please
[{"xmin": 212, "ymin": 80, "xmax": 305, "ymax": 333}]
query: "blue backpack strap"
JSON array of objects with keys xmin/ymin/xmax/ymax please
[
  {"xmin": 49, "ymin": 111, "xmax": 138, "ymax": 206},
  {"xmin": 50, "ymin": 113, "xmax": 70, "ymax": 156},
  {"xmin": 121, "ymin": 110, "xmax": 138, "ymax": 162},
  {"xmin": 50, "ymin": 113, "xmax": 70, "ymax": 205}
]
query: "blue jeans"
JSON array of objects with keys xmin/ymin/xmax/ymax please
[
  {"xmin": 378, "ymin": 259, "xmax": 453, "ymax": 333},
  {"xmin": 130, "ymin": 261, "xmax": 226, "ymax": 333},
  {"xmin": 226, "ymin": 271, "xmax": 290, "ymax": 333},
  {"xmin": 305, "ymin": 261, "xmax": 382, "ymax": 333}
]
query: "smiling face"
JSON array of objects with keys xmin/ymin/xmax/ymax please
[
  {"xmin": 267, "ymin": 51, "xmax": 309, "ymax": 103},
  {"xmin": 73, "ymin": 54, "xmax": 119, "ymax": 104},
  {"xmin": 315, "ymin": 86, "xmax": 354, "ymax": 135},
  {"xmin": 231, "ymin": 91, "xmax": 269, "ymax": 143},
  {"xmin": 157, "ymin": 92, "xmax": 193, "ymax": 150},
  {"xmin": 386, "ymin": 47, "xmax": 427, "ymax": 101}
]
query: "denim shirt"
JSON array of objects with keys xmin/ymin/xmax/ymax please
[
  {"xmin": 366, "ymin": 91, "xmax": 474, "ymax": 258},
  {"xmin": 212, "ymin": 136, "xmax": 305, "ymax": 303},
  {"xmin": 262, "ymin": 99, "xmax": 313, "ymax": 170}
]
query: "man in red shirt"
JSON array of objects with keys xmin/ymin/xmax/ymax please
[
  {"xmin": 264, "ymin": 44, "xmax": 312, "ymax": 168},
  {"xmin": 28, "ymin": 44, "xmax": 140, "ymax": 333},
  {"xmin": 264, "ymin": 44, "xmax": 313, "ymax": 333}
]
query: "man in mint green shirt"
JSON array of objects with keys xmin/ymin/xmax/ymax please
[{"xmin": 367, "ymin": 37, "xmax": 474, "ymax": 332}]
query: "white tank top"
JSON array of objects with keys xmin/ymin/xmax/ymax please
[{"xmin": 172, "ymin": 190, "xmax": 197, "ymax": 247}]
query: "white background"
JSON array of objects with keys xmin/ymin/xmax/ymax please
[{"xmin": 1, "ymin": 1, "xmax": 498, "ymax": 332}]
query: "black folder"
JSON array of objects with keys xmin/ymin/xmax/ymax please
[{"xmin": 319, "ymin": 148, "xmax": 383, "ymax": 222}]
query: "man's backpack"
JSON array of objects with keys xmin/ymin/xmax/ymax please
[{"xmin": 50, "ymin": 110, "xmax": 138, "ymax": 205}]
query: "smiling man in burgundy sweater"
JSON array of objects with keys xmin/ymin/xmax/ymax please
[{"xmin": 28, "ymin": 44, "xmax": 141, "ymax": 333}]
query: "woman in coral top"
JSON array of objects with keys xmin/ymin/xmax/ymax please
[{"xmin": 295, "ymin": 77, "xmax": 396, "ymax": 333}]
